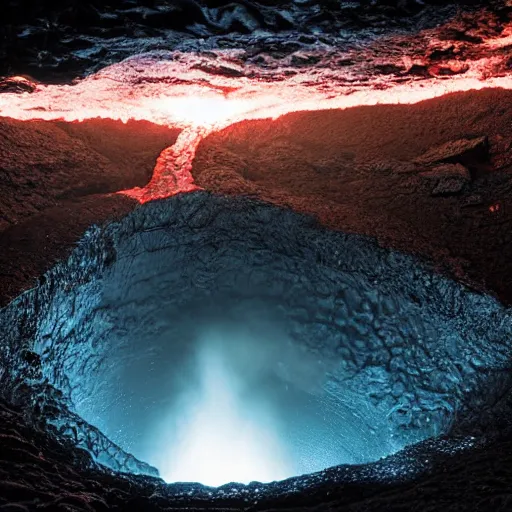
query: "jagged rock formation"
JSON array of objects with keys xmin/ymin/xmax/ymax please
[
  {"xmin": 1, "ymin": 1, "xmax": 510, "ymax": 80},
  {"xmin": 1, "ymin": 193, "xmax": 512, "ymax": 510}
]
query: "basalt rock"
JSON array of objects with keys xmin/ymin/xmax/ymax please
[
  {"xmin": 415, "ymin": 136, "xmax": 490, "ymax": 167},
  {"xmin": 419, "ymin": 163, "xmax": 471, "ymax": 195}
]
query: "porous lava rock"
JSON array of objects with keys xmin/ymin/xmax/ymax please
[
  {"xmin": 415, "ymin": 136, "xmax": 490, "ymax": 166},
  {"xmin": 1, "ymin": 0, "xmax": 510, "ymax": 80},
  {"xmin": 0, "ymin": 117, "xmax": 180, "ymax": 306},
  {"xmin": 192, "ymin": 88, "xmax": 512, "ymax": 304}
]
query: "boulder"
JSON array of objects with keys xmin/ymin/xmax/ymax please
[
  {"xmin": 415, "ymin": 136, "xmax": 489, "ymax": 166},
  {"xmin": 419, "ymin": 163, "xmax": 471, "ymax": 196}
]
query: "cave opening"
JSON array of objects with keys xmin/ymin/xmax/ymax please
[{"xmin": 1, "ymin": 192, "xmax": 511, "ymax": 490}]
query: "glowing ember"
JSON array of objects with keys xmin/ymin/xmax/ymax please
[
  {"xmin": 484, "ymin": 25, "xmax": 512, "ymax": 49},
  {"xmin": 151, "ymin": 95, "xmax": 261, "ymax": 128}
]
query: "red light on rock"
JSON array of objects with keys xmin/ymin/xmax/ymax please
[{"xmin": 0, "ymin": 41, "xmax": 511, "ymax": 203}]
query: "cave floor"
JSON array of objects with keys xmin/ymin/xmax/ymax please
[{"xmin": 1, "ymin": 391, "xmax": 512, "ymax": 511}]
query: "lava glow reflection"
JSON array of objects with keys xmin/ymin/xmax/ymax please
[
  {"xmin": 151, "ymin": 333, "xmax": 293, "ymax": 486},
  {"xmin": 0, "ymin": 49, "xmax": 511, "ymax": 202}
]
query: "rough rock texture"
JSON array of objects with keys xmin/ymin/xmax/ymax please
[
  {"xmin": 1, "ymin": 1, "xmax": 511, "ymax": 82},
  {"xmin": 415, "ymin": 136, "xmax": 489, "ymax": 166},
  {"xmin": 192, "ymin": 88, "xmax": 512, "ymax": 304},
  {"xmin": 0, "ymin": 118, "xmax": 180, "ymax": 306},
  {"xmin": 0, "ymin": 2, "xmax": 511, "ymax": 510},
  {"xmin": 0, "ymin": 391, "xmax": 510, "ymax": 512},
  {"xmin": 0, "ymin": 118, "xmax": 178, "ymax": 230},
  {"xmin": 1, "ymin": 193, "xmax": 512, "ymax": 511},
  {"xmin": 420, "ymin": 163, "xmax": 471, "ymax": 196},
  {"xmin": 0, "ymin": 87, "xmax": 510, "ymax": 512}
]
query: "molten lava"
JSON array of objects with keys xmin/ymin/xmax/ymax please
[{"xmin": 0, "ymin": 36, "xmax": 511, "ymax": 202}]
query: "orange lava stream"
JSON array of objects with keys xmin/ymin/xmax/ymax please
[
  {"xmin": 1, "ymin": 72, "xmax": 511, "ymax": 130},
  {"xmin": 120, "ymin": 127, "xmax": 205, "ymax": 202},
  {"xmin": 1, "ymin": 51, "xmax": 511, "ymax": 202}
]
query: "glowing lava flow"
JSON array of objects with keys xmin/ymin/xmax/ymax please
[
  {"xmin": 126, "ymin": 71, "xmax": 512, "ymax": 202},
  {"xmin": 0, "ymin": 44, "xmax": 512, "ymax": 201},
  {"xmin": 121, "ymin": 127, "xmax": 205, "ymax": 202}
]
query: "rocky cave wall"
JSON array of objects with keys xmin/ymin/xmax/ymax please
[
  {"xmin": 1, "ymin": 193, "xmax": 511, "ymax": 488},
  {"xmin": 0, "ymin": 1, "xmax": 512, "ymax": 510}
]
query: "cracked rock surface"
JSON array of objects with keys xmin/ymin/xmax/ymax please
[
  {"xmin": 1, "ymin": 193, "xmax": 512, "ymax": 510},
  {"xmin": 1, "ymin": 1, "xmax": 511, "ymax": 85},
  {"xmin": 0, "ymin": 84, "xmax": 510, "ymax": 512}
]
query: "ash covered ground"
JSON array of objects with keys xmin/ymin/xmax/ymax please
[{"xmin": 0, "ymin": 1, "xmax": 512, "ymax": 511}]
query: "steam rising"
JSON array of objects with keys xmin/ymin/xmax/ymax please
[
  {"xmin": 71, "ymin": 311, "xmax": 352, "ymax": 486},
  {"xmin": 71, "ymin": 309, "xmax": 368, "ymax": 486},
  {"xmin": 153, "ymin": 328, "xmax": 294, "ymax": 486}
]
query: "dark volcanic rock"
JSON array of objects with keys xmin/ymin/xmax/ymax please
[
  {"xmin": 0, "ymin": 0, "xmax": 508, "ymax": 80},
  {"xmin": 0, "ymin": 117, "xmax": 179, "ymax": 233},
  {"xmin": 420, "ymin": 163, "xmax": 471, "ymax": 195},
  {"xmin": 0, "ymin": 76, "xmax": 37, "ymax": 93},
  {"xmin": 415, "ymin": 135, "xmax": 490, "ymax": 166},
  {"xmin": 192, "ymin": 88, "xmax": 512, "ymax": 304},
  {"xmin": 1, "ymin": 193, "xmax": 512, "ymax": 510},
  {"xmin": 0, "ymin": 117, "xmax": 180, "ymax": 306}
]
